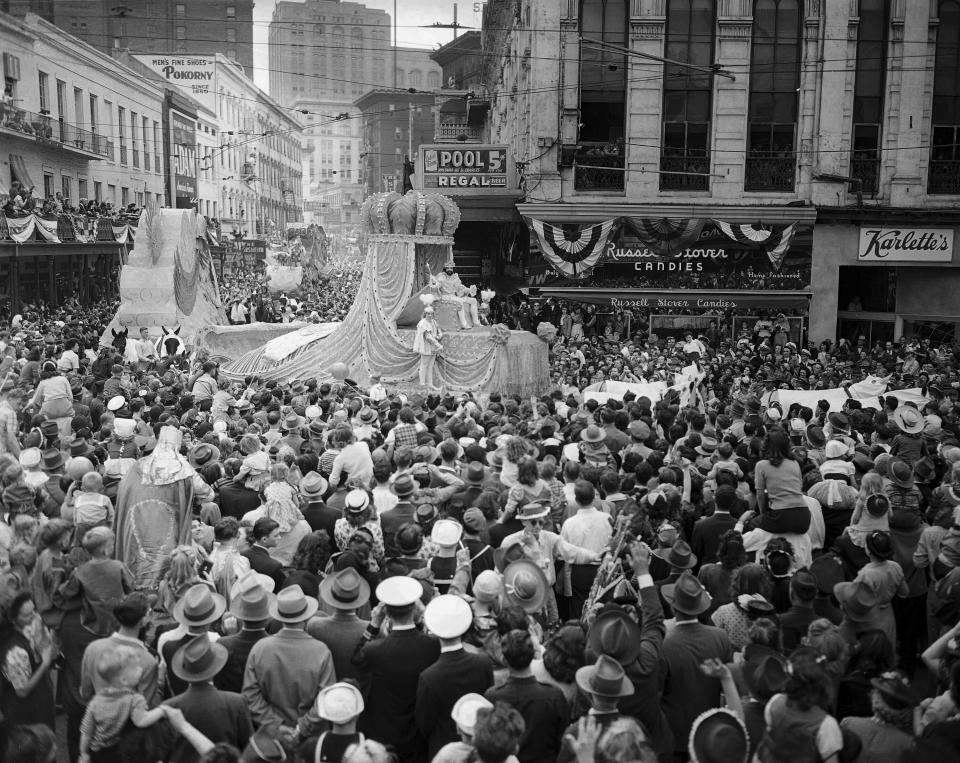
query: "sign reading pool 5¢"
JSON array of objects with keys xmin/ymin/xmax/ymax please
[{"xmin": 418, "ymin": 145, "xmax": 516, "ymax": 194}]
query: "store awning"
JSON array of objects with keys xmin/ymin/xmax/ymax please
[
  {"xmin": 9, "ymin": 154, "xmax": 36, "ymax": 192},
  {"xmin": 530, "ymin": 288, "xmax": 812, "ymax": 311}
]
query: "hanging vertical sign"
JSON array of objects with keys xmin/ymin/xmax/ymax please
[{"xmin": 170, "ymin": 109, "xmax": 197, "ymax": 209}]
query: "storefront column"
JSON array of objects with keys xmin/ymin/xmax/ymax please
[
  {"xmin": 47, "ymin": 256, "xmax": 56, "ymax": 307},
  {"xmin": 895, "ymin": 315, "xmax": 904, "ymax": 340},
  {"xmin": 712, "ymin": 9, "xmax": 752, "ymax": 199},
  {"xmin": 10, "ymin": 249, "xmax": 19, "ymax": 315},
  {"xmin": 624, "ymin": 9, "xmax": 666, "ymax": 199}
]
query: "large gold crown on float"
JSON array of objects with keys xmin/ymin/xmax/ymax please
[{"xmin": 360, "ymin": 190, "xmax": 461, "ymax": 237}]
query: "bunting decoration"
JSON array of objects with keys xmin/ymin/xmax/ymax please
[
  {"xmin": 2, "ymin": 214, "xmax": 137, "ymax": 244},
  {"xmin": 713, "ymin": 220, "xmax": 777, "ymax": 245},
  {"xmin": 527, "ymin": 217, "xmax": 619, "ymax": 279},
  {"xmin": 622, "ymin": 217, "xmax": 706, "ymax": 255},
  {"xmin": 764, "ymin": 223, "xmax": 797, "ymax": 271},
  {"xmin": 713, "ymin": 220, "xmax": 798, "ymax": 271}
]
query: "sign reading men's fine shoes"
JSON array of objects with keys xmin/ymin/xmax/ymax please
[
  {"xmin": 418, "ymin": 145, "xmax": 516, "ymax": 195},
  {"xmin": 858, "ymin": 227, "xmax": 955, "ymax": 262},
  {"xmin": 132, "ymin": 55, "xmax": 217, "ymax": 113}
]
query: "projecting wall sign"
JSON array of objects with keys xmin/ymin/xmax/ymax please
[{"xmin": 417, "ymin": 144, "xmax": 517, "ymax": 195}]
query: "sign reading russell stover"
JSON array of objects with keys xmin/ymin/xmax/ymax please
[
  {"xmin": 418, "ymin": 145, "xmax": 515, "ymax": 194},
  {"xmin": 857, "ymin": 226, "xmax": 954, "ymax": 262}
]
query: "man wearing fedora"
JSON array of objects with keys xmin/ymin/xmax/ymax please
[
  {"xmin": 584, "ymin": 541, "xmax": 674, "ymax": 761},
  {"xmin": 215, "ymin": 571, "xmax": 276, "ymax": 694},
  {"xmin": 299, "ymin": 471, "xmax": 341, "ymax": 537},
  {"xmin": 308, "ymin": 568, "xmax": 372, "ymax": 692},
  {"xmin": 243, "ymin": 585, "xmax": 335, "ymax": 745},
  {"xmin": 159, "ymin": 584, "xmax": 228, "ymax": 699},
  {"xmin": 417, "ymin": 594, "xmax": 494, "ymax": 759},
  {"xmin": 557, "ymin": 655, "xmax": 638, "ymax": 763},
  {"xmin": 660, "ymin": 571, "xmax": 733, "ymax": 761},
  {"xmin": 380, "ymin": 473, "xmax": 419, "ymax": 558},
  {"xmin": 353, "ymin": 576, "xmax": 439, "ymax": 762},
  {"xmin": 164, "ymin": 636, "xmax": 253, "ymax": 761},
  {"xmin": 500, "ymin": 501, "xmax": 601, "ymax": 625}
]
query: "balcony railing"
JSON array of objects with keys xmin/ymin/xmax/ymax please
[
  {"xmin": 0, "ymin": 105, "xmax": 113, "ymax": 159},
  {"xmin": 574, "ymin": 143, "xmax": 625, "ymax": 191},
  {"xmin": 928, "ymin": 159, "xmax": 960, "ymax": 195},
  {"xmin": 744, "ymin": 155, "xmax": 796, "ymax": 192},
  {"xmin": 659, "ymin": 154, "xmax": 710, "ymax": 191},
  {"xmin": 850, "ymin": 156, "xmax": 880, "ymax": 196},
  {"xmin": 434, "ymin": 121, "xmax": 483, "ymax": 143}
]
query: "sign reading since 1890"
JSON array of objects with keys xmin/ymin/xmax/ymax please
[
  {"xmin": 418, "ymin": 145, "xmax": 514, "ymax": 194},
  {"xmin": 131, "ymin": 55, "xmax": 217, "ymax": 113},
  {"xmin": 857, "ymin": 227, "xmax": 955, "ymax": 262}
]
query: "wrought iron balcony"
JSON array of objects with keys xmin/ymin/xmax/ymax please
[
  {"xmin": 434, "ymin": 121, "xmax": 484, "ymax": 143},
  {"xmin": 574, "ymin": 143, "xmax": 625, "ymax": 191},
  {"xmin": 744, "ymin": 155, "xmax": 796, "ymax": 192},
  {"xmin": 928, "ymin": 159, "xmax": 960, "ymax": 195},
  {"xmin": 659, "ymin": 154, "xmax": 710, "ymax": 191},
  {"xmin": 850, "ymin": 156, "xmax": 880, "ymax": 196},
  {"xmin": 0, "ymin": 105, "xmax": 113, "ymax": 159}
]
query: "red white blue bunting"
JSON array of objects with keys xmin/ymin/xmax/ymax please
[{"xmin": 527, "ymin": 217, "xmax": 619, "ymax": 279}]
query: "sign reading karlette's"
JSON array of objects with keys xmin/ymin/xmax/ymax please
[
  {"xmin": 858, "ymin": 226, "xmax": 954, "ymax": 262},
  {"xmin": 418, "ymin": 145, "xmax": 516, "ymax": 195},
  {"xmin": 132, "ymin": 55, "xmax": 217, "ymax": 113}
]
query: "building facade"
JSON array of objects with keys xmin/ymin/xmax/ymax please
[
  {"xmin": 480, "ymin": 0, "xmax": 960, "ymax": 345},
  {"xmin": 2, "ymin": 0, "xmax": 255, "ymax": 74},
  {"xmin": 1, "ymin": 11, "xmax": 168, "ymax": 310},
  {"xmin": 268, "ymin": 0, "xmax": 441, "ymax": 235},
  {"xmin": 355, "ymin": 90, "xmax": 438, "ymax": 199}
]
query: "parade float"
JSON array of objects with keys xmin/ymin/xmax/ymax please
[
  {"xmin": 217, "ymin": 190, "xmax": 550, "ymax": 397},
  {"xmin": 99, "ymin": 203, "xmax": 227, "ymax": 352}
]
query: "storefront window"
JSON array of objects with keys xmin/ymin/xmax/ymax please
[{"xmin": 838, "ymin": 265, "xmax": 896, "ymax": 313}]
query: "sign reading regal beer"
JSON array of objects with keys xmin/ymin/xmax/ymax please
[
  {"xmin": 132, "ymin": 55, "xmax": 217, "ymax": 113},
  {"xmin": 857, "ymin": 226, "xmax": 954, "ymax": 262},
  {"xmin": 418, "ymin": 144, "xmax": 515, "ymax": 195}
]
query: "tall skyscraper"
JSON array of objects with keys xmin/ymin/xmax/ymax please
[
  {"xmin": 269, "ymin": 0, "xmax": 441, "ymax": 233},
  {"xmin": 3, "ymin": 0, "xmax": 255, "ymax": 74}
]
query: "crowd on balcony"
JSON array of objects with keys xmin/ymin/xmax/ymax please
[{"xmin": 1, "ymin": 181, "xmax": 140, "ymax": 224}]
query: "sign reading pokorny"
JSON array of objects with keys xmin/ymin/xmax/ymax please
[
  {"xmin": 858, "ymin": 227, "xmax": 954, "ymax": 262},
  {"xmin": 132, "ymin": 55, "xmax": 217, "ymax": 113}
]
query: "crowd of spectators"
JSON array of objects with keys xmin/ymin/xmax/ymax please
[{"xmin": 3, "ymin": 257, "xmax": 960, "ymax": 763}]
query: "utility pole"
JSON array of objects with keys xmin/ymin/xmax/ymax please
[{"xmin": 393, "ymin": 0, "xmax": 398, "ymax": 89}]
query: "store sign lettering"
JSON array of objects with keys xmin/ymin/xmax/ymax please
[
  {"xmin": 611, "ymin": 297, "xmax": 738, "ymax": 310},
  {"xmin": 606, "ymin": 242, "xmax": 729, "ymax": 262},
  {"xmin": 858, "ymin": 227, "xmax": 954, "ymax": 262},
  {"xmin": 418, "ymin": 144, "xmax": 514, "ymax": 195}
]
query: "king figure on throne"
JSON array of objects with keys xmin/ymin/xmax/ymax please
[{"xmin": 430, "ymin": 258, "xmax": 480, "ymax": 329}]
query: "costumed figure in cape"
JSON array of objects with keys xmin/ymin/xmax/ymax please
[
  {"xmin": 413, "ymin": 296, "xmax": 444, "ymax": 390},
  {"xmin": 430, "ymin": 257, "xmax": 479, "ymax": 329},
  {"xmin": 113, "ymin": 425, "xmax": 208, "ymax": 589}
]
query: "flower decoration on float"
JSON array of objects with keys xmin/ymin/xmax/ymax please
[
  {"xmin": 537, "ymin": 322, "xmax": 558, "ymax": 344},
  {"xmin": 490, "ymin": 324, "xmax": 511, "ymax": 346}
]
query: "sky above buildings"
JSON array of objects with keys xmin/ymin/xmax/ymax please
[{"xmin": 251, "ymin": 0, "xmax": 481, "ymax": 93}]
